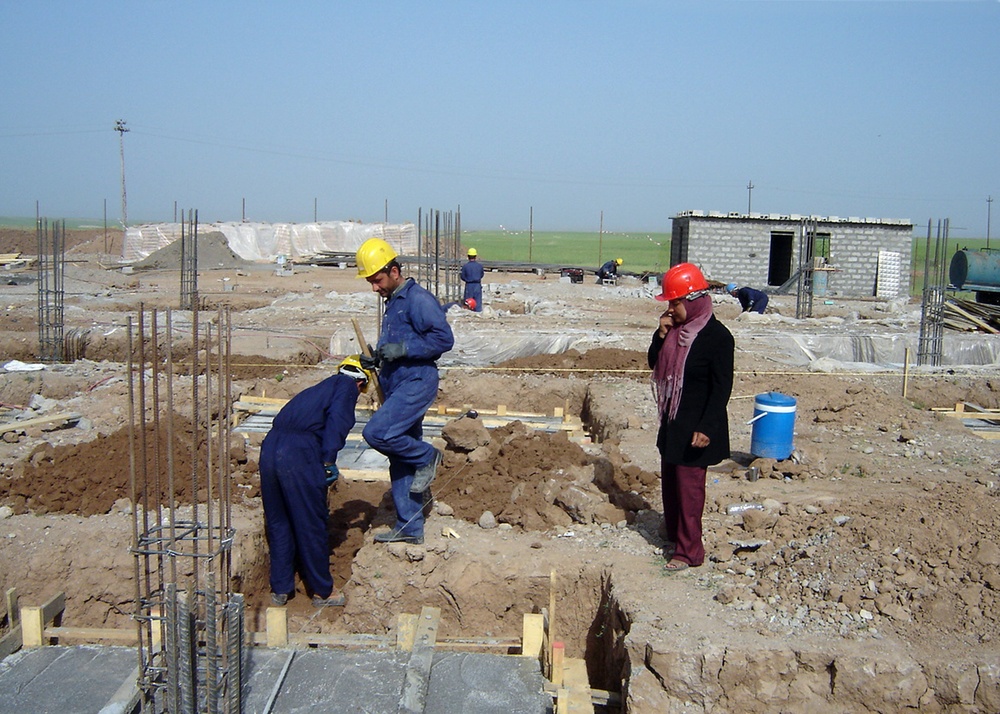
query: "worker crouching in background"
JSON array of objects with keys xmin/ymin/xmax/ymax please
[
  {"xmin": 260, "ymin": 356, "xmax": 373, "ymax": 608},
  {"xmin": 356, "ymin": 238, "xmax": 455, "ymax": 545},
  {"xmin": 649, "ymin": 263, "xmax": 734, "ymax": 572},
  {"xmin": 726, "ymin": 282, "xmax": 769, "ymax": 314}
]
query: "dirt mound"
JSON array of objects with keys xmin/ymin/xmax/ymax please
[
  {"xmin": 0, "ymin": 419, "xmax": 259, "ymax": 516},
  {"xmin": 435, "ymin": 418, "xmax": 657, "ymax": 530},
  {"xmin": 496, "ymin": 347, "xmax": 648, "ymax": 375},
  {"xmin": 132, "ymin": 230, "xmax": 251, "ymax": 270}
]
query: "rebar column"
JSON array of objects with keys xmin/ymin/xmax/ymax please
[
  {"xmin": 180, "ymin": 209, "xmax": 199, "ymax": 310},
  {"xmin": 917, "ymin": 218, "xmax": 948, "ymax": 366},
  {"xmin": 129, "ymin": 305, "xmax": 242, "ymax": 713},
  {"xmin": 36, "ymin": 218, "xmax": 65, "ymax": 362}
]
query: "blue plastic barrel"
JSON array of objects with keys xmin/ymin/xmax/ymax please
[{"xmin": 750, "ymin": 392, "xmax": 797, "ymax": 460}]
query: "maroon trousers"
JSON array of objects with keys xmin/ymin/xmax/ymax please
[{"xmin": 661, "ymin": 460, "xmax": 707, "ymax": 566}]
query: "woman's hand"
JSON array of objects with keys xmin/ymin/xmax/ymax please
[
  {"xmin": 657, "ymin": 311, "xmax": 674, "ymax": 338},
  {"xmin": 690, "ymin": 431, "xmax": 710, "ymax": 448}
]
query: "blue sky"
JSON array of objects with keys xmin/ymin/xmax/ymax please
[{"xmin": 2, "ymin": 1, "xmax": 998, "ymax": 236}]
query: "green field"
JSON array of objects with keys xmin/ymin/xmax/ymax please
[{"xmin": 461, "ymin": 229, "xmax": 672, "ymax": 275}]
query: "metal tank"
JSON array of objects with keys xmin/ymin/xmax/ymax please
[{"xmin": 949, "ymin": 249, "xmax": 1000, "ymax": 304}]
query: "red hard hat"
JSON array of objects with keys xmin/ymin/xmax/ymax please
[
  {"xmin": 464, "ymin": 298, "xmax": 477, "ymax": 310},
  {"xmin": 656, "ymin": 262, "xmax": 710, "ymax": 302}
]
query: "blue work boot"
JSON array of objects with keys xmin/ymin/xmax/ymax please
[
  {"xmin": 410, "ymin": 449, "xmax": 442, "ymax": 494},
  {"xmin": 374, "ymin": 529, "xmax": 424, "ymax": 545}
]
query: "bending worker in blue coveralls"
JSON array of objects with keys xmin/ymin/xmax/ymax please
[
  {"xmin": 726, "ymin": 283, "xmax": 769, "ymax": 314},
  {"xmin": 260, "ymin": 355, "xmax": 372, "ymax": 608},
  {"xmin": 597, "ymin": 257, "xmax": 623, "ymax": 283},
  {"xmin": 357, "ymin": 238, "xmax": 455, "ymax": 545},
  {"xmin": 461, "ymin": 248, "xmax": 485, "ymax": 312}
]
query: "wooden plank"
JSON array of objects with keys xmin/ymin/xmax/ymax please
[
  {"xmin": 20, "ymin": 606, "xmax": 44, "ymax": 647},
  {"xmin": 551, "ymin": 641, "xmax": 565, "ymax": 687},
  {"xmin": 41, "ymin": 592, "xmax": 65, "ymax": 626},
  {"xmin": 5, "ymin": 587, "xmax": 17, "ymax": 627},
  {"xmin": 0, "ymin": 412, "xmax": 82, "ymax": 435},
  {"xmin": 396, "ymin": 613, "xmax": 418, "ymax": 652},
  {"xmin": 340, "ymin": 468, "xmax": 390, "ymax": 482},
  {"xmin": 45, "ymin": 626, "xmax": 137, "ymax": 643},
  {"xmin": 522, "ymin": 613, "xmax": 545, "ymax": 660},
  {"xmin": 563, "ymin": 657, "xmax": 594, "ymax": 713},
  {"xmin": 398, "ymin": 606, "xmax": 441, "ymax": 713},
  {"xmin": 0, "ymin": 624, "xmax": 22, "ymax": 659},
  {"xmin": 266, "ymin": 606, "xmax": 288, "ymax": 648}
]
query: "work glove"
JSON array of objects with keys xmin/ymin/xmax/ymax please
[
  {"xmin": 359, "ymin": 352, "xmax": 379, "ymax": 371},
  {"xmin": 377, "ymin": 342, "xmax": 407, "ymax": 363},
  {"xmin": 324, "ymin": 463, "xmax": 340, "ymax": 485}
]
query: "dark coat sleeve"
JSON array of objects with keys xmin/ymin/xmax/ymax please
[{"xmin": 655, "ymin": 317, "xmax": 734, "ymax": 467}]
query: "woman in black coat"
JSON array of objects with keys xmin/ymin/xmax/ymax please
[{"xmin": 648, "ymin": 264, "xmax": 734, "ymax": 571}]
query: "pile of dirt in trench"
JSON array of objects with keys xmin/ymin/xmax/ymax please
[
  {"xmin": 0, "ymin": 418, "xmax": 259, "ymax": 516},
  {"xmin": 433, "ymin": 416, "xmax": 659, "ymax": 529}
]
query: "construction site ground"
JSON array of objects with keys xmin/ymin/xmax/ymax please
[{"xmin": 1, "ymin": 228, "xmax": 999, "ymax": 712}]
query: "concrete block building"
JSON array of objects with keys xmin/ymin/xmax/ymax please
[{"xmin": 670, "ymin": 211, "xmax": 914, "ymax": 299}]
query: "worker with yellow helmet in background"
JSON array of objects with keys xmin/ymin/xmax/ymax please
[
  {"xmin": 460, "ymin": 247, "xmax": 484, "ymax": 312},
  {"xmin": 355, "ymin": 237, "xmax": 455, "ymax": 544},
  {"xmin": 597, "ymin": 257, "xmax": 623, "ymax": 283}
]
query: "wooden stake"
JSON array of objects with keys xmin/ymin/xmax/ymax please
[
  {"xmin": 266, "ymin": 607, "xmax": 288, "ymax": 648},
  {"xmin": 521, "ymin": 613, "xmax": 544, "ymax": 660}
]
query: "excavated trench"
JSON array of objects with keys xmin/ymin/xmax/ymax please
[{"xmin": 0, "ymin": 387, "xmax": 638, "ymax": 709}]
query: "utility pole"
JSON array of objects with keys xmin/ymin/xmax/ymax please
[
  {"xmin": 114, "ymin": 119, "xmax": 129, "ymax": 234},
  {"xmin": 988, "ymin": 195, "xmax": 993, "ymax": 250},
  {"xmin": 747, "ymin": 180, "xmax": 754, "ymax": 214}
]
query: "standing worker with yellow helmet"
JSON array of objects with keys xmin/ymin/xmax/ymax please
[
  {"xmin": 356, "ymin": 238, "xmax": 454, "ymax": 544},
  {"xmin": 461, "ymin": 247, "xmax": 485, "ymax": 312}
]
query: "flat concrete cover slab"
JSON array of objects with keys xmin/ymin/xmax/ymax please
[
  {"xmin": 246, "ymin": 648, "xmax": 551, "ymax": 713},
  {"xmin": 0, "ymin": 645, "xmax": 137, "ymax": 714},
  {"xmin": 0, "ymin": 646, "xmax": 551, "ymax": 714}
]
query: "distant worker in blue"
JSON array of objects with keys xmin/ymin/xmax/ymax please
[
  {"xmin": 260, "ymin": 355, "xmax": 373, "ymax": 608},
  {"xmin": 597, "ymin": 257, "xmax": 623, "ymax": 283},
  {"xmin": 726, "ymin": 283, "xmax": 769, "ymax": 314},
  {"xmin": 357, "ymin": 237, "xmax": 455, "ymax": 545},
  {"xmin": 461, "ymin": 248, "xmax": 485, "ymax": 312}
]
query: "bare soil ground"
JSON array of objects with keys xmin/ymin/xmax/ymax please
[{"xmin": 1, "ymin": 228, "xmax": 999, "ymax": 712}]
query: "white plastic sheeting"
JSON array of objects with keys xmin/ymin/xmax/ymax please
[{"xmin": 121, "ymin": 221, "xmax": 417, "ymax": 263}]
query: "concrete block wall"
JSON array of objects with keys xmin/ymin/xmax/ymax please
[{"xmin": 673, "ymin": 214, "xmax": 913, "ymax": 298}]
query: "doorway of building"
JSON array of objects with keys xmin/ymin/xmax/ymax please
[{"xmin": 768, "ymin": 231, "xmax": 794, "ymax": 286}]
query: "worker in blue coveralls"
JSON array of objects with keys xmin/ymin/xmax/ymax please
[
  {"xmin": 460, "ymin": 248, "xmax": 485, "ymax": 312},
  {"xmin": 260, "ymin": 355, "xmax": 373, "ymax": 608},
  {"xmin": 356, "ymin": 237, "xmax": 455, "ymax": 545},
  {"xmin": 726, "ymin": 283, "xmax": 769, "ymax": 314},
  {"xmin": 597, "ymin": 257, "xmax": 623, "ymax": 283}
]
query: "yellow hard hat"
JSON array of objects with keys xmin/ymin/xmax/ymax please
[
  {"xmin": 615, "ymin": 258, "xmax": 623, "ymax": 265},
  {"xmin": 467, "ymin": 248, "xmax": 478, "ymax": 257},
  {"xmin": 356, "ymin": 238, "xmax": 398, "ymax": 278},
  {"xmin": 338, "ymin": 354, "xmax": 373, "ymax": 392}
]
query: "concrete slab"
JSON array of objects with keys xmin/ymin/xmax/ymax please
[
  {"xmin": 0, "ymin": 645, "xmax": 136, "ymax": 714},
  {"xmin": 0, "ymin": 646, "xmax": 552, "ymax": 714}
]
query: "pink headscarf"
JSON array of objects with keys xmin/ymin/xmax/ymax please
[{"xmin": 652, "ymin": 293, "xmax": 713, "ymax": 422}]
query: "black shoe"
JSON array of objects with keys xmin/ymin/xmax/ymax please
[
  {"xmin": 312, "ymin": 590, "xmax": 346, "ymax": 608},
  {"xmin": 373, "ymin": 529, "xmax": 423, "ymax": 545},
  {"xmin": 270, "ymin": 592, "xmax": 289, "ymax": 606},
  {"xmin": 410, "ymin": 450, "xmax": 442, "ymax": 493}
]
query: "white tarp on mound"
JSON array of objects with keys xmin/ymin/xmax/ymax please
[{"xmin": 122, "ymin": 221, "xmax": 418, "ymax": 263}]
